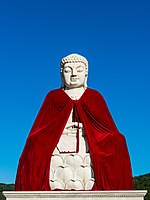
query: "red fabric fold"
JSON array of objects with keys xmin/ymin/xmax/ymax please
[{"xmin": 15, "ymin": 88, "xmax": 133, "ymax": 191}]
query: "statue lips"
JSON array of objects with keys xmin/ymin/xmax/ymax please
[{"xmin": 70, "ymin": 77, "xmax": 79, "ymax": 82}]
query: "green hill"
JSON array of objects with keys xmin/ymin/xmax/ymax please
[
  {"xmin": 0, "ymin": 173, "xmax": 150, "ymax": 200},
  {"xmin": 0, "ymin": 184, "xmax": 14, "ymax": 200},
  {"xmin": 133, "ymin": 173, "xmax": 150, "ymax": 200}
]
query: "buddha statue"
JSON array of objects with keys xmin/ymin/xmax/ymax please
[
  {"xmin": 15, "ymin": 54, "xmax": 133, "ymax": 191},
  {"xmin": 50, "ymin": 54, "xmax": 95, "ymax": 190}
]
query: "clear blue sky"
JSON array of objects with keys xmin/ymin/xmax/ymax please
[{"xmin": 0, "ymin": 0, "xmax": 150, "ymax": 183}]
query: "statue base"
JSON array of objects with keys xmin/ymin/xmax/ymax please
[{"xmin": 3, "ymin": 191, "xmax": 147, "ymax": 200}]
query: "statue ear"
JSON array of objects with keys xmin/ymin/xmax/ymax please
[
  {"xmin": 84, "ymin": 75, "xmax": 88, "ymax": 88},
  {"xmin": 61, "ymin": 73, "xmax": 65, "ymax": 88}
]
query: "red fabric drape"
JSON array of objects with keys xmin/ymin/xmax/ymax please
[{"xmin": 15, "ymin": 88, "xmax": 133, "ymax": 191}]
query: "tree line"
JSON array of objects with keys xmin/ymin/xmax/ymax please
[{"xmin": 0, "ymin": 173, "xmax": 150, "ymax": 200}]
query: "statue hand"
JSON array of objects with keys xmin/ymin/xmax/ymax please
[
  {"xmin": 65, "ymin": 122, "xmax": 83, "ymax": 129},
  {"xmin": 63, "ymin": 128, "xmax": 78, "ymax": 135},
  {"xmin": 63, "ymin": 122, "xmax": 83, "ymax": 135}
]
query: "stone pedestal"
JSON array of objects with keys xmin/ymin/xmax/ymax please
[{"xmin": 3, "ymin": 190, "xmax": 147, "ymax": 200}]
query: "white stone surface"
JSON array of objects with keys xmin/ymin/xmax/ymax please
[
  {"xmin": 3, "ymin": 190, "xmax": 147, "ymax": 200},
  {"xmin": 50, "ymin": 153, "xmax": 95, "ymax": 190},
  {"xmin": 50, "ymin": 54, "xmax": 94, "ymax": 190}
]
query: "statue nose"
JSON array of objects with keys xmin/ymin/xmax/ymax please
[
  {"xmin": 71, "ymin": 74, "xmax": 77, "ymax": 77},
  {"xmin": 72, "ymin": 68, "xmax": 77, "ymax": 76}
]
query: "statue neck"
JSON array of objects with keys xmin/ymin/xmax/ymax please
[{"xmin": 64, "ymin": 86, "xmax": 86, "ymax": 100}]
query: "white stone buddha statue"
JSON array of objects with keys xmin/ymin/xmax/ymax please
[{"xmin": 49, "ymin": 54, "xmax": 95, "ymax": 190}]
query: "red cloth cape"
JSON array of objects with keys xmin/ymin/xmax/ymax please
[{"xmin": 15, "ymin": 88, "xmax": 133, "ymax": 190}]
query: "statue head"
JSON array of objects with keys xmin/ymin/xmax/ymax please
[{"xmin": 60, "ymin": 53, "xmax": 88, "ymax": 89}]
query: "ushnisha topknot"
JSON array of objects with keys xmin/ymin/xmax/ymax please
[{"xmin": 60, "ymin": 53, "xmax": 88, "ymax": 74}]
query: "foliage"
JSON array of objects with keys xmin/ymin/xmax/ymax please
[
  {"xmin": 133, "ymin": 173, "xmax": 150, "ymax": 200},
  {"xmin": 0, "ymin": 174, "xmax": 149, "ymax": 200},
  {"xmin": 0, "ymin": 183, "xmax": 14, "ymax": 200}
]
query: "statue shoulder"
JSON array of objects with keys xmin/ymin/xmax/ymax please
[
  {"xmin": 45, "ymin": 88, "xmax": 62, "ymax": 99},
  {"xmin": 87, "ymin": 88, "xmax": 104, "ymax": 100},
  {"xmin": 113, "ymin": 132, "xmax": 127, "ymax": 145}
]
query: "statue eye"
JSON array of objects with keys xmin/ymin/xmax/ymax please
[
  {"xmin": 64, "ymin": 67, "xmax": 71, "ymax": 73},
  {"xmin": 77, "ymin": 67, "xmax": 84, "ymax": 72},
  {"xmin": 77, "ymin": 69, "xmax": 83, "ymax": 72}
]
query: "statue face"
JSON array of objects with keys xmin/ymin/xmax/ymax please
[{"xmin": 62, "ymin": 62, "xmax": 86, "ymax": 89}]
